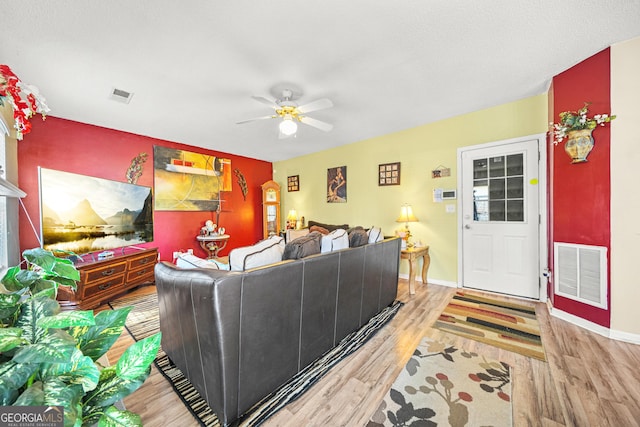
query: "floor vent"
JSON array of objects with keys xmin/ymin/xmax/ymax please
[{"xmin": 554, "ymin": 242, "xmax": 607, "ymax": 309}]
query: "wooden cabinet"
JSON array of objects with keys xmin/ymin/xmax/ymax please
[
  {"xmin": 58, "ymin": 247, "xmax": 158, "ymax": 310},
  {"xmin": 261, "ymin": 180, "xmax": 281, "ymax": 239}
]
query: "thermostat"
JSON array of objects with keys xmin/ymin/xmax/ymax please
[{"xmin": 442, "ymin": 190, "xmax": 457, "ymax": 200}]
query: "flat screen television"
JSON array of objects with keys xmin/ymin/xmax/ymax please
[{"xmin": 39, "ymin": 168, "xmax": 154, "ymax": 255}]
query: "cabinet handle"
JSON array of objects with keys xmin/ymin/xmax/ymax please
[
  {"xmin": 136, "ymin": 269, "xmax": 148, "ymax": 276},
  {"xmin": 102, "ymin": 269, "xmax": 116, "ymax": 276},
  {"xmin": 99, "ymin": 283, "xmax": 113, "ymax": 290},
  {"xmin": 139, "ymin": 258, "xmax": 150, "ymax": 265}
]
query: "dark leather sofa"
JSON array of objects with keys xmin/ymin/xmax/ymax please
[{"xmin": 154, "ymin": 237, "xmax": 401, "ymax": 426}]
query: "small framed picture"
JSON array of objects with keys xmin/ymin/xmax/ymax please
[
  {"xmin": 287, "ymin": 175, "xmax": 299, "ymax": 192},
  {"xmin": 378, "ymin": 162, "xmax": 401, "ymax": 186}
]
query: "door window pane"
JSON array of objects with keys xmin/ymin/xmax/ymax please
[
  {"xmin": 489, "ymin": 200, "xmax": 505, "ymax": 221},
  {"xmin": 506, "ymin": 177, "xmax": 524, "ymax": 199},
  {"xmin": 489, "ymin": 156, "xmax": 505, "ymax": 177},
  {"xmin": 489, "ymin": 178, "xmax": 505, "ymax": 199},
  {"xmin": 506, "ymin": 154, "xmax": 524, "ymax": 176},
  {"xmin": 507, "ymin": 200, "xmax": 524, "ymax": 221},
  {"xmin": 473, "ymin": 159, "xmax": 487, "ymax": 179}
]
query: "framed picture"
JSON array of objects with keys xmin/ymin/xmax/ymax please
[
  {"xmin": 327, "ymin": 166, "xmax": 347, "ymax": 203},
  {"xmin": 287, "ymin": 175, "xmax": 300, "ymax": 192},
  {"xmin": 378, "ymin": 162, "xmax": 401, "ymax": 186}
]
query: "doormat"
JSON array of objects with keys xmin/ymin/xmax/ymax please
[
  {"xmin": 367, "ymin": 336, "xmax": 512, "ymax": 426},
  {"xmin": 432, "ymin": 292, "xmax": 546, "ymax": 361}
]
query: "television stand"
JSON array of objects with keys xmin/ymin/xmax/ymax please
[{"xmin": 58, "ymin": 247, "xmax": 158, "ymax": 310}]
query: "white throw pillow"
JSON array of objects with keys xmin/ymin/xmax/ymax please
[
  {"xmin": 229, "ymin": 235, "xmax": 285, "ymax": 271},
  {"xmin": 367, "ymin": 226, "xmax": 384, "ymax": 243},
  {"xmin": 176, "ymin": 253, "xmax": 221, "ymax": 270},
  {"xmin": 321, "ymin": 228, "xmax": 349, "ymax": 253}
]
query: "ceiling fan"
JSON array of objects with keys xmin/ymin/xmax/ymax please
[{"xmin": 237, "ymin": 88, "xmax": 333, "ymax": 138}]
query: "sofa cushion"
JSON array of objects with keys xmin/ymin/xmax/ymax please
[
  {"xmin": 307, "ymin": 220, "xmax": 349, "ymax": 232},
  {"xmin": 229, "ymin": 235, "xmax": 285, "ymax": 271},
  {"xmin": 283, "ymin": 231, "xmax": 322, "ymax": 260},
  {"xmin": 321, "ymin": 228, "xmax": 349, "ymax": 253},
  {"xmin": 348, "ymin": 227, "xmax": 369, "ymax": 247},
  {"xmin": 367, "ymin": 226, "xmax": 384, "ymax": 243},
  {"xmin": 176, "ymin": 253, "xmax": 224, "ymax": 270}
]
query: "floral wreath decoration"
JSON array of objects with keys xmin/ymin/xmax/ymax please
[{"xmin": 551, "ymin": 102, "xmax": 616, "ymax": 145}]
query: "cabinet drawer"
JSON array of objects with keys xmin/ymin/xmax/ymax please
[
  {"xmin": 126, "ymin": 266, "xmax": 155, "ymax": 286},
  {"xmin": 128, "ymin": 252, "xmax": 157, "ymax": 270},
  {"xmin": 82, "ymin": 261, "xmax": 127, "ymax": 284},
  {"xmin": 82, "ymin": 275, "xmax": 125, "ymax": 299}
]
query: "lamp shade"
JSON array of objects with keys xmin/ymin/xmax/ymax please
[
  {"xmin": 396, "ymin": 205, "xmax": 418, "ymax": 223},
  {"xmin": 0, "ymin": 176, "xmax": 26, "ymax": 198},
  {"xmin": 287, "ymin": 209, "xmax": 298, "ymax": 221}
]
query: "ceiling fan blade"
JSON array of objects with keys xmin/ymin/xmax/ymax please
[
  {"xmin": 252, "ymin": 95, "xmax": 279, "ymax": 109},
  {"xmin": 236, "ymin": 115, "xmax": 275, "ymax": 124},
  {"xmin": 300, "ymin": 116, "xmax": 333, "ymax": 132},
  {"xmin": 297, "ymin": 98, "xmax": 333, "ymax": 114}
]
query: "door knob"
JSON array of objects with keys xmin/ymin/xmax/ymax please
[{"xmin": 464, "ymin": 224, "xmax": 471, "ymax": 229}]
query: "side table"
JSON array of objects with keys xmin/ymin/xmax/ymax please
[
  {"xmin": 196, "ymin": 234, "xmax": 230, "ymax": 259},
  {"xmin": 400, "ymin": 245, "xmax": 430, "ymax": 295}
]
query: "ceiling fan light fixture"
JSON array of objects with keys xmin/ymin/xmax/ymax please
[{"xmin": 279, "ymin": 117, "xmax": 298, "ymax": 136}]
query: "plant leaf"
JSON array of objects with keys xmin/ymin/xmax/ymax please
[
  {"xmin": 15, "ymin": 296, "xmax": 60, "ymax": 344},
  {"xmin": 38, "ymin": 310, "xmax": 95, "ymax": 329},
  {"xmin": 70, "ymin": 307, "xmax": 131, "ymax": 362},
  {"xmin": 116, "ymin": 333, "xmax": 161, "ymax": 380},
  {"xmin": 23, "ymin": 247, "xmax": 57, "ymax": 271},
  {"xmin": 15, "ymin": 378, "xmax": 84, "ymax": 427},
  {"xmin": 12, "ymin": 329, "xmax": 77, "ymax": 364},
  {"xmin": 0, "ymin": 327, "xmax": 26, "ymax": 352},
  {"xmin": 40, "ymin": 348, "xmax": 100, "ymax": 393},
  {"xmin": 83, "ymin": 366, "xmax": 149, "ymax": 418},
  {"xmin": 96, "ymin": 405, "xmax": 142, "ymax": 427},
  {"xmin": 3, "ymin": 268, "xmax": 40, "ymax": 292},
  {"xmin": 0, "ymin": 291, "xmax": 22, "ymax": 321},
  {"xmin": 0, "ymin": 360, "xmax": 39, "ymax": 404}
]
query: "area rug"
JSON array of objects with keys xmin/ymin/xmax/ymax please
[
  {"xmin": 367, "ymin": 336, "xmax": 512, "ymax": 427},
  {"xmin": 433, "ymin": 292, "xmax": 546, "ymax": 361},
  {"xmin": 109, "ymin": 290, "xmax": 403, "ymax": 426}
]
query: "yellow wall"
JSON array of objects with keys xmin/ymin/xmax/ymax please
[
  {"xmin": 274, "ymin": 94, "xmax": 548, "ymax": 283},
  {"xmin": 610, "ymin": 36, "xmax": 640, "ymax": 336}
]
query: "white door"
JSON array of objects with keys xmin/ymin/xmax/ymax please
[{"xmin": 460, "ymin": 138, "xmax": 540, "ymax": 299}]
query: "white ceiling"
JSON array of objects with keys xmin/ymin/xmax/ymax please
[{"xmin": 3, "ymin": 1, "xmax": 640, "ymax": 162}]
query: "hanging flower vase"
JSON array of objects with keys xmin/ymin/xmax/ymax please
[{"xmin": 564, "ymin": 128, "xmax": 594, "ymax": 163}]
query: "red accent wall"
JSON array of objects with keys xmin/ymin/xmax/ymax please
[
  {"xmin": 550, "ymin": 48, "xmax": 611, "ymax": 327},
  {"xmin": 17, "ymin": 117, "xmax": 272, "ymax": 262}
]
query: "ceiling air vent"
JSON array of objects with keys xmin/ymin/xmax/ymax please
[{"xmin": 110, "ymin": 87, "xmax": 134, "ymax": 104}]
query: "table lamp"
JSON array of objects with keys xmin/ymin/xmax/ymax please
[
  {"xmin": 396, "ymin": 204, "xmax": 418, "ymax": 247},
  {"xmin": 287, "ymin": 209, "xmax": 298, "ymax": 230}
]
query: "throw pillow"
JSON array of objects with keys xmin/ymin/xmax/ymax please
[
  {"xmin": 321, "ymin": 228, "xmax": 349, "ymax": 253},
  {"xmin": 348, "ymin": 227, "xmax": 369, "ymax": 247},
  {"xmin": 228, "ymin": 235, "xmax": 285, "ymax": 271},
  {"xmin": 367, "ymin": 226, "xmax": 384, "ymax": 243},
  {"xmin": 310, "ymin": 225, "xmax": 330, "ymax": 235},
  {"xmin": 176, "ymin": 253, "xmax": 221, "ymax": 270},
  {"xmin": 283, "ymin": 231, "xmax": 322, "ymax": 260},
  {"xmin": 307, "ymin": 220, "xmax": 349, "ymax": 232}
]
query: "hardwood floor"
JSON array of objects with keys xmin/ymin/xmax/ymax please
[{"xmin": 105, "ymin": 280, "xmax": 640, "ymax": 426}]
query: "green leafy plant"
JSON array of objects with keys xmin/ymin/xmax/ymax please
[
  {"xmin": 551, "ymin": 102, "xmax": 616, "ymax": 145},
  {"xmin": 0, "ymin": 248, "xmax": 161, "ymax": 427}
]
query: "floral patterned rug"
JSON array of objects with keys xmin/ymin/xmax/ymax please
[{"xmin": 367, "ymin": 337, "xmax": 512, "ymax": 427}]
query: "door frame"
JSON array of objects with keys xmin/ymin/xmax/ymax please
[{"xmin": 456, "ymin": 133, "xmax": 548, "ymax": 302}]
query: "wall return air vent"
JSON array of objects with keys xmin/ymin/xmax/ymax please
[
  {"xmin": 109, "ymin": 87, "xmax": 134, "ymax": 104},
  {"xmin": 553, "ymin": 242, "xmax": 608, "ymax": 309}
]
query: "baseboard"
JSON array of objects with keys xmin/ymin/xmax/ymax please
[
  {"xmin": 398, "ymin": 274, "xmax": 458, "ymax": 288},
  {"xmin": 550, "ymin": 306, "xmax": 640, "ymax": 344}
]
